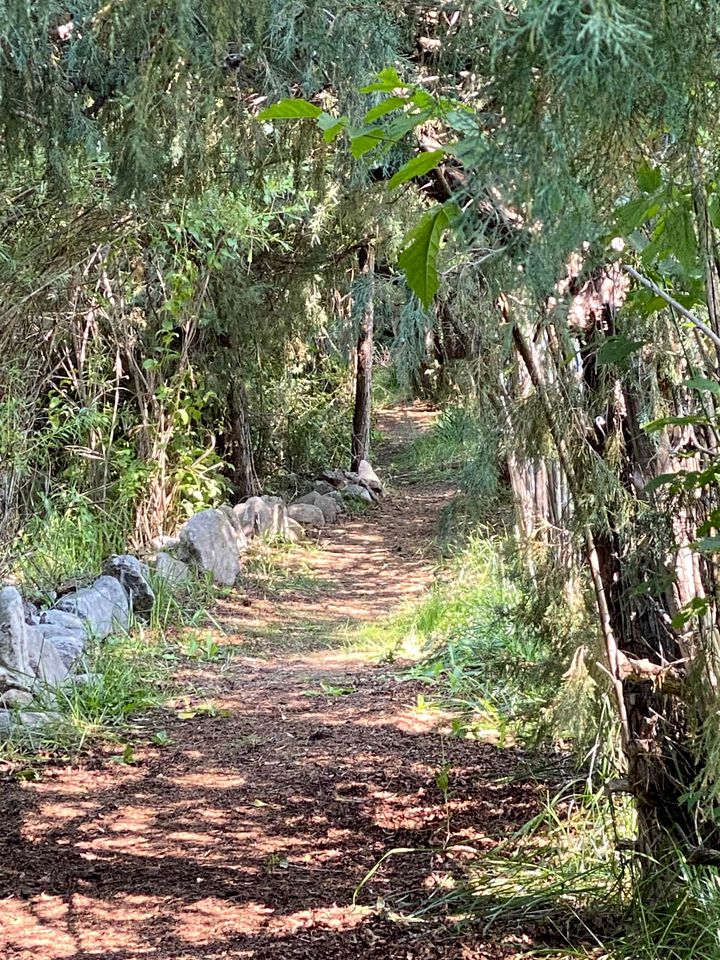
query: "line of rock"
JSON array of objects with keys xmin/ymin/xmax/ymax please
[{"xmin": 0, "ymin": 460, "xmax": 384, "ymax": 733}]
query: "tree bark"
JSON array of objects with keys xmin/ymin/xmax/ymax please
[
  {"xmin": 351, "ymin": 243, "xmax": 375, "ymax": 470},
  {"xmin": 228, "ymin": 380, "xmax": 260, "ymax": 499}
]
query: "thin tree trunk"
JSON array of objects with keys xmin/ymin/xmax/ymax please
[
  {"xmin": 351, "ymin": 243, "xmax": 375, "ymax": 470},
  {"xmin": 228, "ymin": 380, "xmax": 260, "ymax": 499}
]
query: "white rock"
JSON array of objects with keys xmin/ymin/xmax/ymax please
[
  {"xmin": 26, "ymin": 626, "xmax": 70, "ymax": 687},
  {"xmin": 179, "ymin": 509, "xmax": 241, "ymax": 585},
  {"xmin": 357, "ymin": 459, "xmax": 383, "ymax": 494},
  {"xmin": 287, "ymin": 503, "xmax": 325, "ymax": 529},
  {"xmin": 103, "ymin": 554, "xmax": 155, "ymax": 613},
  {"xmin": 54, "ymin": 576, "xmax": 130, "ymax": 639},
  {"xmin": 0, "ymin": 587, "xmax": 33, "ymax": 691},
  {"xmin": 35, "ymin": 625, "xmax": 86, "ymax": 670}
]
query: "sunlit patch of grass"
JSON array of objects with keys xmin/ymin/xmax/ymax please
[{"xmin": 242, "ymin": 538, "xmax": 329, "ymax": 597}]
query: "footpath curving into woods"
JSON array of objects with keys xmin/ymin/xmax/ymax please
[{"xmin": 0, "ymin": 406, "xmax": 549, "ymax": 960}]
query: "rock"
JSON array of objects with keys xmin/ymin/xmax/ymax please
[
  {"xmin": 54, "ymin": 576, "xmax": 130, "ymax": 639},
  {"xmin": 48, "ymin": 634, "xmax": 85, "ymax": 671},
  {"xmin": 286, "ymin": 518, "xmax": 306, "ymax": 543},
  {"xmin": 235, "ymin": 497, "xmax": 271, "ymax": 539},
  {"xmin": 234, "ymin": 496, "xmax": 288, "ymax": 539},
  {"xmin": 103, "ymin": 554, "xmax": 155, "ymax": 614},
  {"xmin": 23, "ymin": 601, "xmax": 40, "ymax": 624},
  {"xmin": 344, "ymin": 483, "xmax": 374, "ymax": 503},
  {"xmin": 357, "ymin": 459, "xmax": 383, "ymax": 494},
  {"xmin": 344, "ymin": 470, "xmax": 361, "ymax": 485},
  {"xmin": 25, "ymin": 627, "xmax": 69, "ymax": 686},
  {"xmin": 0, "ymin": 709, "xmax": 60, "ymax": 734},
  {"xmin": 34, "ymin": 624, "xmax": 86, "ymax": 670},
  {"xmin": 39, "ymin": 609, "xmax": 87, "ymax": 639},
  {"xmin": 313, "ymin": 480, "xmax": 336, "ymax": 496},
  {"xmin": 179, "ymin": 509, "xmax": 241, "ymax": 585},
  {"xmin": 0, "ymin": 587, "xmax": 33, "ymax": 691},
  {"xmin": 326, "ymin": 490, "xmax": 346, "ymax": 510},
  {"xmin": 217, "ymin": 505, "xmax": 250, "ymax": 552},
  {"xmin": 320, "ymin": 468, "xmax": 347, "ymax": 488},
  {"xmin": 296, "ymin": 491, "xmax": 340, "ymax": 524},
  {"xmin": 0, "ymin": 689, "xmax": 33, "ymax": 709},
  {"xmin": 149, "ymin": 534, "xmax": 181, "ymax": 553},
  {"xmin": 154, "ymin": 552, "xmax": 192, "ymax": 586},
  {"xmin": 261, "ymin": 496, "xmax": 290, "ymax": 538},
  {"xmin": 287, "ymin": 503, "xmax": 325, "ymax": 529}
]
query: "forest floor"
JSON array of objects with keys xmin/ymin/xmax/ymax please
[{"xmin": 0, "ymin": 405, "xmax": 559, "ymax": 960}]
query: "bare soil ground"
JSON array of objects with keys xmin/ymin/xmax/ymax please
[{"xmin": 0, "ymin": 405, "xmax": 554, "ymax": 960}]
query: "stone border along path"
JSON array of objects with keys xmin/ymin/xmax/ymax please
[
  {"xmin": 0, "ymin": 405, "xmax": 554, "ymax": 960},
  {"xmin": 0, "ymin": 456, "xmax": 384, "ymax": 732}
]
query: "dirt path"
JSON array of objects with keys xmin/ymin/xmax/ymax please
[{"xmin": 0, "ymin": 406, "xmax": 546, "ymax": 960}]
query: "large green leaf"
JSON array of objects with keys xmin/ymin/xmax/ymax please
[
  {"xmin": 682, "ymin": 376, "xmax": 720, "ymax": 397},
  {"xmin": 259, "ymin": 99, "xmax": 322, "ymax": 120},
  {"xmin": 363, "ymin": 96, "xmax": 408, "ymax": 123},
  {"xmin": 596, "ymin": 336, "xmax": 645, "ymax": 366},
  {"xmin": 360, "ymin": 67, "xmax": 406, "ymax": 93},
  {"xmin": 388, "ymin": 150, "xmax": 445, "ymax": 189},
  {"xmin": 398, "ymin": 203, "xmax": 458, "ymax": 307},
  {"xmin": 317, "ymin": 112, "xmax": 347, "ymax": 142}
]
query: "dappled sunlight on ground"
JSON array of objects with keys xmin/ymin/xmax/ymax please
[{"xmin": 0, "ymin": 405, "xmax": 553, "ymax": 959}]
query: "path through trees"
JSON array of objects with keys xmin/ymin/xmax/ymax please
[{"xmin": 0, "ymin": 408, "xmax": 551, "ymax": 960}]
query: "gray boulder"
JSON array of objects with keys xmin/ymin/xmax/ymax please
[
  {"xmin": 54, "ymin": 576, "xmax": 130, "ymax": 639},
  {"xmin": 261, "ymin": 496, "xmax": 290, "ymax": 538},
  {"xmin": 34, "ymin": 624, "xmax": 86, "ymax": 670},
  {"xmin": 103, "ymin": 554, "xmax": 155, "ymax": 614},
  {"xmin": 234, "ymin": 496, "xmax": 288, "ymax": 539},
  {"xmin": 154, "ymin": 551, "xmax": 192, "ymax": 586},
  {"xmin": 344, "ymin": 483, "xmax": 374, "ymax": 503},
  {"xmin": 26, "ymin": 626, "xmax": 69, "ymax": 687},
  {"xmin": 179, "ymin": 509, "xmax": 241, "ymax": 585},
  {"xmin": 296, "ymin": 491, "xmax": 340, "ymax": 524},
  {"xmin": 218, "ymin": 505, "xmax": 250, "ymax": 552},
  {"xmin": 39, "ymin": 609, "xmax": 87, "ymax": 639},
  {"xmin": 234, "ymin": 497, "xmax": 271, "ymax": 539},
  {"xmin": 287, "ymin": 503, "xmax": 325, "ymax": 529},
  {"xmin": 357, "ymin": 459, "xmax": 383, "ymax": 494},
  {"xmin": 0, "ymin": 587, "xmax": 33, "ymax": 691}
]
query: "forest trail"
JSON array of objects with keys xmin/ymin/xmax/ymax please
[{"xmin": 0, "ymin": 406, "xmax": 544, "ymax": 960}]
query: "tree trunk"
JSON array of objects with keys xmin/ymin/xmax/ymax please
[
  {"xmin": 351, "ymin": 243, "xmax": 375, "ymax": 470},
  {"xmin": 228, "ymin": 380, "xmax": 260, "ymax": 499}
]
